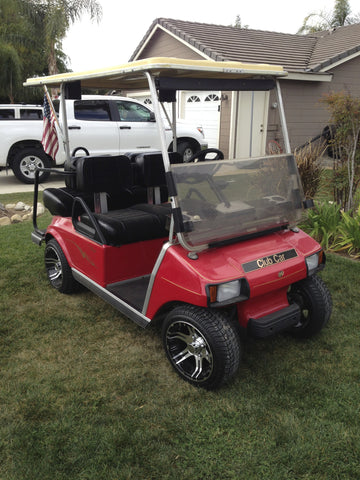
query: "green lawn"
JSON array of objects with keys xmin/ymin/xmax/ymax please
[{"xmin": 0, "ymin": 192, "xmax": 360, "ymax": 479}]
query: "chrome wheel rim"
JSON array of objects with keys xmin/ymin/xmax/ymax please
[
  {"xmin": 45, "ymin": 246, "xmax": 63, "ymax": 289},
  {"xmin": 20, "ymin": 155, "xmax": 45, "ymax": 179},
  {"xmin": 182, "ymin": 147, "xmax": 194, "ymax": 162},
  {"xmin": 165, "ymin": 320, "xmax": 213, "ymax": 382}
]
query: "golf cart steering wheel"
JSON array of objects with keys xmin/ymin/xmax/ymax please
[{"xmin": 187, "ymin": 148, "xmax": 224, "ymax": 162}]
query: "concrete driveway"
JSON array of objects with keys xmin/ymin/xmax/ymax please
[{"xmin": 0, "ymin": 169, "xmax": 65, "ymax": 194}]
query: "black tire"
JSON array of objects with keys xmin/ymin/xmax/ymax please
[
  {"xmin": 177, "ymin": 141, "xmax": 197, "ymax": 162},
  {"xmin": 12, "ymin": 147, "xmax": 51, "ymax": 184},
  {"xmin": 162, "ymin": 305, "xmax": 241, "ymax": 389},
  {"xmin": 287, "ymin": 275, "xmax": 332, "ymax": 339},
  {"xmin": 44, "ymin": 239, "xmax": 78, "ymax": 294}
]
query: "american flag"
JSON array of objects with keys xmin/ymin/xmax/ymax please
[{"xmin": 41, "ymin": 94, "xmax": 59, "ymax": 160}]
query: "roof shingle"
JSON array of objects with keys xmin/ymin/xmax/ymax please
[{"xmin": 131, "ymin": 18, "xmax": 360, "ymax": 72}]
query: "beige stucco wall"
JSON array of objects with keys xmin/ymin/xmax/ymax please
[
  {"xmin": 134, "ymin": 28, "xmax": 360, "ymax": 153},
  {"xmin": 280, "ymin": 56, "xmax": 360, "ymax": 149},
  {"xmin": 135, "ymin": 29, "xmax": 204, "ymax": 60}
]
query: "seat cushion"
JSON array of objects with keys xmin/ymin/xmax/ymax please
[{"xmin": 80, "ymin": 206, "xmax": 170, "ymax": 245}]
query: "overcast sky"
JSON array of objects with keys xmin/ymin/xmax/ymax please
[{"xmin": 62, "ymin": 0, "xmax": 360, "ymax": 72}]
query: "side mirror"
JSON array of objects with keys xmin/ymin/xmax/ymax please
[{"xmin": 149, "ymin": 111, "xmax": 156, "ymax": 122}]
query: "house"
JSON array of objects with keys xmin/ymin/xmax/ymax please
[{"xmin": 130, "ymin": 18, "xmax": 360, "ymax": 156}]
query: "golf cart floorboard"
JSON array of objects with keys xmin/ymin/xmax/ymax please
[{"xmin": 107, "ymin": 275, "xmax": 151, "ymax": 311}]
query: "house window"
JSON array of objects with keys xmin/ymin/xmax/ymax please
[
  {"xmin": 205, "ymin": 94, "xmax": 220, "ymax": 102},
  {"xmin": 187, "ymin": 95, "xmax": 201, "ymax": 103}
]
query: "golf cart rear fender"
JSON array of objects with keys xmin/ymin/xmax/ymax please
[
  {"xmin": 45, "ymin": 218, "xmax": 76, "ymax": 265},
  {"xmin": 46, "ymin": 217, "xmax": 170, "ymax": 286},
  {"xmin": 45, "ymin": 217, "xmax": 109, "ymax": 285},
  {"xmin": 236, "ymin": 287, "xmax": 290, "ymax": 328}
]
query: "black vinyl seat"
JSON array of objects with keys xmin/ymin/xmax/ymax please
[
  {"xmin": 80, "ymin": 204, "xmax": 171, "ymax": 245},
  {"xmin": 75, "ymin": 155, "xmax": 171, "ymax": 245},
  {"xmin": 43, "ymin": 155, "xmax": 134, "ymax": 217},
  {"xmin": 44, "ymin": 154, "xmax": 173, "ymax": 245},
  {"xmin": 43, "ymin": 186, "xmax": 94, "ymax": 217}
]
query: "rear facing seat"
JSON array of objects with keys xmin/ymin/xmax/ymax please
[{"xmin": 43, "ymin": 154, "xmax": 135, "ymax": 217}]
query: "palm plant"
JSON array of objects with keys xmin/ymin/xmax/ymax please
[
  {"xmin": 297, "ymin": 0, "xmax": 359, "ymax": 34},
  {"xmin": 28, "ymin": 0, "xmax": 102, "ymax": 75}
]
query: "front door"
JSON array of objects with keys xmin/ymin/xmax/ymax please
[{"xmin": 229, "ymin": 91, "xmax": 270, "ymax": 158}]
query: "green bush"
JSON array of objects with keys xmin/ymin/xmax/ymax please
[
  {"xmin": 300, "ymin": 201, "xmax": 342, "ymax": 249},
  {"xmin": 332, "ymin": 206, "xmax": 360, "ymax": 258}
]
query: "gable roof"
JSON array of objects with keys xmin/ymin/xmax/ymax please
[{"xmin": 130, "ymin": 18, "xmax": 360, "ymax": 73}]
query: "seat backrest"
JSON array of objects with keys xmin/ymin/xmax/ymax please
[
  {"xmin": 76, "ymin": 155, "xmax": 132, "ymax": 213},
  {"xmin": 134, "ymin": 153, "xmax": 168, "ymax": 204},
  {"xmin": 76, "ymin": 155, "xmax": 132, "ymax": 193},
  {"xmin": 134, "ymin": 153, "xmax": 166, "ymax": 188}
]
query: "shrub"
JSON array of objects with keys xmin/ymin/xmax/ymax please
[
  {"xmin": 295, "ymin": 141, "xmax": 327, "ymax": 199},
  {"xmin": 300, "ymin": 200, "xmax": 342, "ymax": 249},
  {"xmin": 332, "ymin": 206, "xmax": 360, "ymax": 258},
  {"xmin": 320, "ymin": 92, "xmax": 360, "ymax": 211}
]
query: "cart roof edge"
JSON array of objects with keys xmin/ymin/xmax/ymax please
[{"xmin": 23, "ymin": 57, "xmax": 287, "ymax": 90}]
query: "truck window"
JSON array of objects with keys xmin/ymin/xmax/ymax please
[
  {"xmin": 0, "ymin": 109, "xmax": 15, "ymax": 120},
  {"xmin": 20, "ymin": 109, "xmax": 43, "ymax": 120},
  {"xmin": 74, "ymin": 100, "xmax": 111, "ymax": 121},
  {"xmin": 116, "ymin": 100, "xmax": 152, "ymax": 122}
]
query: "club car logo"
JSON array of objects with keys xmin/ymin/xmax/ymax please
[{"xmin": 242, "ymin": 249, "xmax": 297, "ymax": 273}]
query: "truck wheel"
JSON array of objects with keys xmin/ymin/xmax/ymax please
[
  {"xmin": 162, "ymin": 305, "xmax": 241, "ymax": 389},
  {"xmin": 287, "ymin": 275, "xmax": 332, "ymax": 339},
  {"xmin": 12, "ymin": 148, "xmax": 51, "ymax": 184},
  {"xmin": 177, "ymin": 141, "xmax": 196, "ymax": 162},
  {"xmin": 44, "ymin": 239, "xmax": 78, "ymax": 294}
]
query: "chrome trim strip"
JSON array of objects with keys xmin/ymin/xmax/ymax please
[
  {"xmin": 72, "ymin": 269, "xmax": 150, "ymax": 328},
  {"xmin": 142, "ymin": 242, "xmax": 172, "ymax": 315}
]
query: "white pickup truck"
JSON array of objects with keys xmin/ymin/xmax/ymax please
[{"xmin": 0, "ymin": 95, "xmax": 207, "ymax": 183}]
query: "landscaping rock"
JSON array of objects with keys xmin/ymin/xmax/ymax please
[
  {"xmin": 15, "ymin": 201, "xmax": 26, "ymax": 211},
  {"xmin": 36, "ymin": 203, "xmax": 45, "ymax": 216},
  {"xmin": 0, "ymin": 200, "xmax": 45, "ymax": 227},
  {"xmin": 11, "ymin": 214, "xmax": 23, "ymax": 223},
  {"xmin": 0, "ymin": 216, "xmax": 11, "ymax": 226}
]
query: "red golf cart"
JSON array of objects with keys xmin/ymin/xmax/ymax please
[{"xmin": 27, "ymin": 58, "xmax": 331, "ymax": 389}]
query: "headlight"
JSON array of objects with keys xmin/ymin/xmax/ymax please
[
  {"xmin": 217, "ymin": 280, "xmax": 241, "ymax": 303},
  {"xmin": 207, "ymin": 279, "xmax": 250, "ymax": 306},
  {"xmin": 306, "ymin": 250, "xmax": 325, "ymax": 276}
]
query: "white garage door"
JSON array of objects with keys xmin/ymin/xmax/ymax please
[{"xmin": 181, "ymin": 91, "xmax": 220, "ymax": 148}]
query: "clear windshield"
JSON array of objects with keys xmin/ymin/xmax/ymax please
[{"xmin": 171, "ymin": 154, "xmax": 304, "ymax": 248}]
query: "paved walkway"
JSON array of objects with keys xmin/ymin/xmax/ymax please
[{"xmin": 0, "ymin": 169, "xmax": 65, "ymax": 194}]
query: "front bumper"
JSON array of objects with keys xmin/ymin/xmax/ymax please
[{"xmin": 247, "ymin": 303, "xmax": 300, "ymax": 338}]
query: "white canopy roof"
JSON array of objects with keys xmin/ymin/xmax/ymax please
[{"xmin": 24, "ymin": 57, "xmax": 286, "ymax": 91}]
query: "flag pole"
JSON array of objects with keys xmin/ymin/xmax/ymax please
[{"xmin": 43, "ymin": 85, "xmax": 63, "ymax": 137}]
